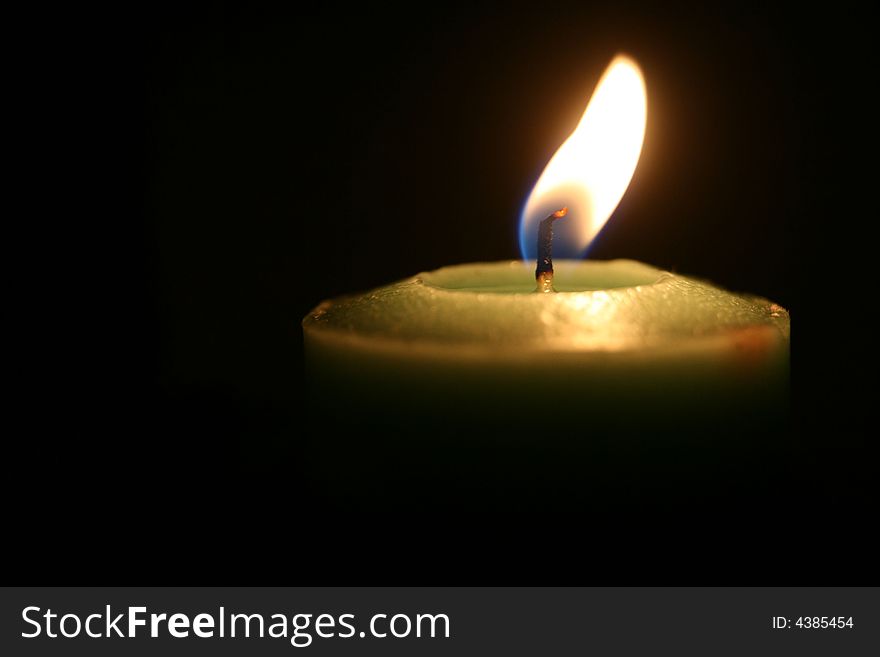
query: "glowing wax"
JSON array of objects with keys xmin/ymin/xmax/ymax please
[{"xmin": 304, "ymin": 260, "xmax": 788, "ymax": 386}]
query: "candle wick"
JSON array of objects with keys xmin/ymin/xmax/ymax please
[{"xmin": 535, "ymin": 207, "xmax": 568, "ymax": 293}]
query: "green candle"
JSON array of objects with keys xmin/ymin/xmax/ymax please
[
  {"xmin": 299, "ymin": 55, "xmax": 789, "ymax": 509},
  {"xmin": 303, "ymin": 259, "xmax": 789, "ymax": 410},
  {"xmin": 301, "ymin": 260, "xmax": 789, "ymax": 510}
]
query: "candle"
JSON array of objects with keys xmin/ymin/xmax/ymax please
[
  {"xmin": 301, "ymin": 55, "xmax": 789, "ymax": 509},
  {"xmin": 303, "ymin": 259, "xmax": 788, "ymax": 426}
]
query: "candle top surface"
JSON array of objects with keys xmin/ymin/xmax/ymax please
[{"xmin": 303, "ymin": 260, "xmax": 789, "ymax": 355}]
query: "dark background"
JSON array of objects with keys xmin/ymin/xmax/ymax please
[{"xmin": 12, "ymin": 1, "xmax": 874, "ymax": 581}]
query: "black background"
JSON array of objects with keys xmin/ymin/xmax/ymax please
[{"xmin": 9, "ymin": 1, "xmax": 874, "ymax": 582}]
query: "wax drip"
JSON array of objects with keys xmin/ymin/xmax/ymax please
[{"xmin": 535, "ymin": 207, "xmax": 568, "ymax": 293}]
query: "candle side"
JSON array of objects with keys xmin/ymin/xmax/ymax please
[{"xmin": 301, "ymin": 260, "xmax": 789, "ymax": 512}]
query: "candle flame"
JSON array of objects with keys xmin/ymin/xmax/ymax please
[{"xmin": 519, "ymin": 55, "xmax": 647, "ymax": 260}]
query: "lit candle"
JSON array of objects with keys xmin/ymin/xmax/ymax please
[{"xmin": 302, "ymin": 56, "xmax": 789, "ymax": 505}]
